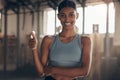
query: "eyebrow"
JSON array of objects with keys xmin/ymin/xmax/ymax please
[{"xmin": 59, "ymin": 11, "xmax": 75, "ymax": 14}]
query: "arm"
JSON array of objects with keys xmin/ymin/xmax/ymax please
[
  {"xmin": 46, "ymin": 36, "xmax": 92, "ymax": 78},
  {"xmin": 37, "ymin": 35, "xmax": 54, "ymax": 76},
  {"xmin": 28, "ymin": 31, "xmax": 44, "ymax": 76},
  {"xmin": 32, "ymin": 49, "xmax": 44, "ymax": 76}
]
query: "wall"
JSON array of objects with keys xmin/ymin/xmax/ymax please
[{"xmin": 0, "ymin": 9, "xmax": 46, "ymax": 70}]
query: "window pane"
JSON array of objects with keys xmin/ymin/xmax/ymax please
[
  {"xmin": 91, "ymin": 4, "xmax": 107, "ymax": 34},
  {"xmin": 76, "ymin": 8, "xmax": 83, "ymax": 34},
  {"xmin": 47, "ymin": 10, "xmax": 55, "ymax": 35},
  {"xmin": 0, "ymin": 13, "xmax": 1, "ymax": 19},
  {"xmin": 109, "ymin": 3, "xmax": 115, "ymax": 33},
  {"xmin": 47, "ymin": 10, "xmax": 61, "ymax": 35}
]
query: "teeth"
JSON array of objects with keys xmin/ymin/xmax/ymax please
[{"xmin": 65, "ymin": 23, "xmax": 71, "ymax": 25}]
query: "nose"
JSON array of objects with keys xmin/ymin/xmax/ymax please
[{"xmin": 64, "ymin": 16, "xmax": 70, "ymax": 22}]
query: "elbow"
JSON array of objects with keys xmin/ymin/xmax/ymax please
[
  {"xmin": 74, "ymin": 68, "xmax": 89, "ymax": 79},
  {"xmin": 38, "ymin": 72, "xmax": 44, "ymax": 77},
  {"xmin": 37, "ymin": 69, "xmax": 44, "ymax": 77},
  {"xmin": 83, "ymin": 67, "xmax": 90, "ymax": 77},
  {"xmin": 79, "ymin": 66, "xmax": 90, "ymax": 77},
  {"xmin": 82, "ymin": 71, "xmax": 88, "ymax": 77},
  {"xmin": 83, "ymin": 71, "xmax": 89, "ymax": 77}
]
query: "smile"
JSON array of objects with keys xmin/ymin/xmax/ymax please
[{"xmin": 65, "ymin": 22, "xmax": 71, "ymax": 26}]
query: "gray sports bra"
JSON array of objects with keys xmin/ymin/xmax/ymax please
[{"xmin": 48, "ymin": 34, "xmax": 82, "ymax": 67}]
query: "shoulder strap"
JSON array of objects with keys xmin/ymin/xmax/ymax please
[{"xmin": 49, "ymin": 34, "xmax": 58, "ymax": 49}]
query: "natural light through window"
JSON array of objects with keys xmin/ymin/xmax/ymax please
[
  {"xmin": 84, "ymin": 4, "xmax": 107, "ymax": 34},
  {"xmin": 47, "ymin": 10, "xmax": 55, "ymax": 35},
  {"xmin": 0, "ymin": 13, "xmax": 1, "ymax": 19},
  {"xmin": 109, "ymin": 3, "xmax": 115, "ymax": 33},
  {"xmin": 47, "ymin": 3, "xmax": 115, "ymax": 35}
]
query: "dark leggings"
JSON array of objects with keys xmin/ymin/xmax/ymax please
[
  {"xmin": 45, "ymin": 76, "xmax": 56, "ymax": 80},
  {"xmin": 45, "ymin": 76, "xmax": 79, "ymax": 80}
]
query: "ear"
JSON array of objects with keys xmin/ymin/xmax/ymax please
[
  {"xmin": 57, "ymin": 14, "xmax": 60, "ymax": 20},
  {"xmin": 76, "ymin": 13, "xmax": 79, "ymax": 19}
]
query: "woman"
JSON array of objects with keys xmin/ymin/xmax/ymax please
[{"xmin": 29, "ymin": 0, "xmax": 92, "ymax": 80}]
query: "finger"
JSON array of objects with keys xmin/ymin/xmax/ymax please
[
  {"xmin": 30, "ymin": 31, "xmax": 36, "ymax": 39},
  {"xmin": 28, "ymin": 40, "xmax": 36, "ymax": 48}
]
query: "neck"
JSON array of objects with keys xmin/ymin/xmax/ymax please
[{"xmin": 59, "ymin": 30, "xmax": 76, "ymax": 38}]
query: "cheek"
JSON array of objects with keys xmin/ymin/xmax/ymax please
[
  {"xmin": 72, "ymin": 18, "xmax": 77, "ymax": 22},
  {"xmin": 59, "ymin": 18, "xmax": 65, "ymax": 23}
]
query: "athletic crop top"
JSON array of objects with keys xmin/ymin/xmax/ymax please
[{"xmin": 48, "ymin": 34, "xmax": 82, "ymax": 67}]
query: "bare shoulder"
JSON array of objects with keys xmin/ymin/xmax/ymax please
[
  {"xmin": 42, "ymin": 35, "xmax": 54, "ymax": 45},
  {"xmin": 81, "ymin": 35, "xmax": 92, "ymax": 45},
  {"xmin": 81, "ymin": 35, "xmax": 92, "ymax": 56}
]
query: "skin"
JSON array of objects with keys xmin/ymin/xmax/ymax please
[{"xmin": 29, "ymin": 7, "xmax": 92, "ymax": 80}]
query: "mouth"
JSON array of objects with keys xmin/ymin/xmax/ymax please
[{"xmin": 64, "ymin": 22, "xmax": 71, "ymax": 26}]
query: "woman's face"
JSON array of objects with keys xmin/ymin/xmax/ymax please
[{"xmin": 58, "ymin": 7, "xmax": 78, "ymax": 29}]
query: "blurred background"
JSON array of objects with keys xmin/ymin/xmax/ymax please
[{"xmin": 0, "ymin": 0, "xmax": 120, "ymax": 80}]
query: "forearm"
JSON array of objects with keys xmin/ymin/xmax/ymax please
[
  {"xmin": 32, "ymin": 49, "xmax": 44, "ymax": 76},
  {"xmin": 51, "ymin": 66, "xmax": 88, "ymax": 78},
  {"xmin": 44, "ymin": 66, "xmax": 73, "ymax": 80}
]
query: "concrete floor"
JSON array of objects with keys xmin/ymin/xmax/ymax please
[{"xmin": 0, "ymin": 65, "xmax": 42, "ymax": 80}]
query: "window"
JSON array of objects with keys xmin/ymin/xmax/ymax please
[
  {"xmin": 0, "ymin": 12, "xmax": 1, "ymax": 19},
  {"xmin": 47, "ymin": 10, "xmax": 61, "ymax": 35},
  {"xmin": 46, "ymin": 3, "xmax": 115, "ymax": 35}
]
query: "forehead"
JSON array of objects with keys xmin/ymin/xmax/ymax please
[{"xmin": 59, "ymin": 7, "xmax": 76, "ymax": 13}]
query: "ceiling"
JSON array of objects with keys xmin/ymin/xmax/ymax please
[
  {"xmin": 0, "ymin": 0, "xmax": 63, "ymax": 13},
  {"xmin": 0, "ymin": 0, "xmax": 86, "ymax": 14}
]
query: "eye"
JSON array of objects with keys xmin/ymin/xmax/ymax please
[
  {"xmin": 59, "ymin": 14, "xmax": 66, "ymax": 18},
  {"xmin": 69, "ymin": 13, "xmax": 75, "ymax": 17}
]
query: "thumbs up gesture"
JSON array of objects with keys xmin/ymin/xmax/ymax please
[{"xmin": 29, "ymin": 31, "xmax": 38, "ymax": 50}]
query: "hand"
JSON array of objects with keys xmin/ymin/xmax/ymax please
[
  {"xmin": 28, "ymin": 31, "xmax": 38, "ymax": 50},
  {"xmin": 44, "ymin": 66, "xmax": 52, "ymax": 76},
  {"xmin": 44, "ymin": 66, "xmax": 73, "ymax": 80},
  {"xmin": 52, "ymin": 74, "xmax": 73, "ymax": 80}
]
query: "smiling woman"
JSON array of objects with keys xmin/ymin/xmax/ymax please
[{"xmin": 29, "ymin": 0, "xmax": 92, "ymax": 80}]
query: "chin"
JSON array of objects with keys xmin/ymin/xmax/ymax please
[{"xmin": 65, "ymin": 26, "xmax": 74, "ymax": 29}]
